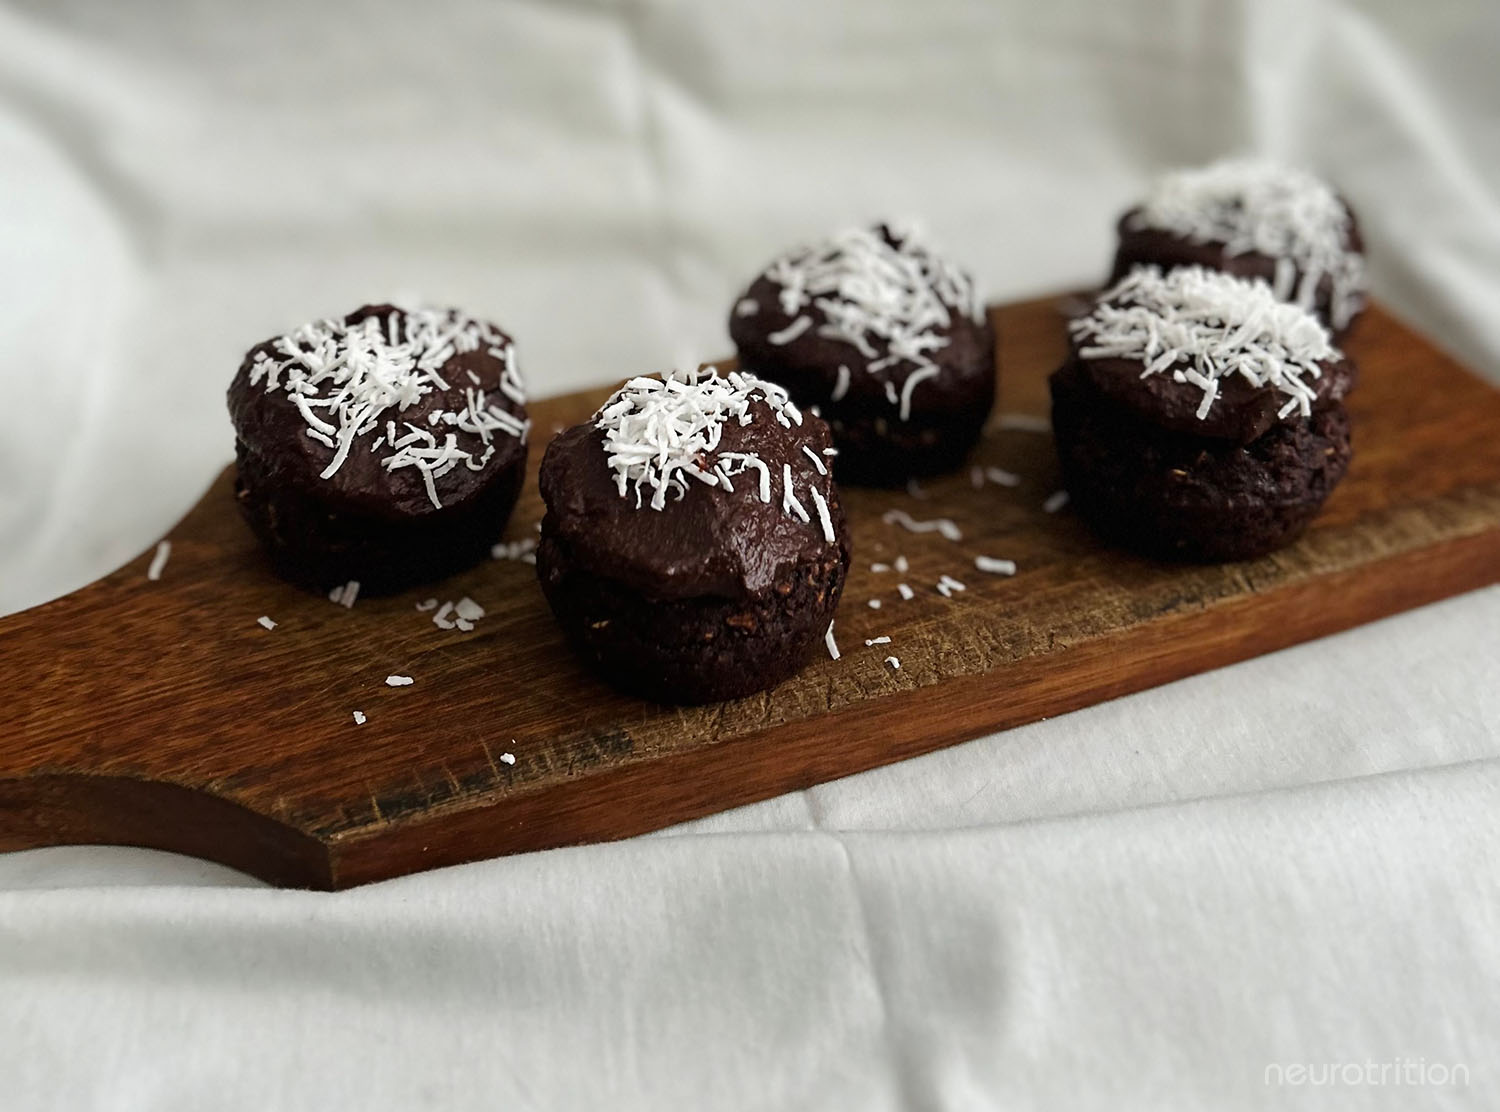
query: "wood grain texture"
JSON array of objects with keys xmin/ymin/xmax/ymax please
[{"xmin": 2, "ymin": 296, "xmax": 1498, "ymax": 888}]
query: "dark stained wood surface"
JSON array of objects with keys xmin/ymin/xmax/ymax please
[{"xmin": 2, "ymin": 296, "xmax": 1498, "ymax": 888}]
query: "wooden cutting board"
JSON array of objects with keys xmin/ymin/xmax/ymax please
[{"xmin": 3, "ymin": 295, "xmax": 1498, "ymax": 889}]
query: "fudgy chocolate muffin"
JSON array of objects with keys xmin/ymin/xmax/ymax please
[
  {"xmin": 1109, "ymin": 160, "xmax": 1366, "ymax": 334},
  {"xmin": 228, "ymin": 303, "xmax": 529, "ymax": 593},
  {"xmin": 536, "ymin": 366, "xmax": 851, "ymax": 704},
  {"xmin": 730, "ymin": 223, "xmax": 995, "ymax": 485},
  {"xmin": 1051, "ymin": 267, "xmax": 1355, "ymax": 562}
]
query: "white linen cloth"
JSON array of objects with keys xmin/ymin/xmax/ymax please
[{"xmin": 1, "ymin": 1, "xmax": 1497, "ymax": 1107}]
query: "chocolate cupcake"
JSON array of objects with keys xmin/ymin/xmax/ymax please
[
  {"xmin": 1110, "ymin": 160, "xmax": 1366, "ymax": 334},
  {"xmin": 536, "ymin": 367, "xmax": 850, "ymax": 704},
  {"xmin": 228, "ymin": 303, "xmax": 529, "ymax": 593},
  {"xmin": 1051, "ymin": 267, "xmax": 1355, "ymax": 562},
  {"xmin": 729, "ymin": 223, "xmax": 994, "ymax": 485}
]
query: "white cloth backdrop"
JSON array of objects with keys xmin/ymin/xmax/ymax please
[{"xmin": 2, "ymin": 1, "xmax": 1498, "ymax": 1107}]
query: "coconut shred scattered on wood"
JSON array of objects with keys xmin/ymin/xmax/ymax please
[
  {"xmin": 882, "ymin": 509, "xmax": 962, "ymax": 542},
  {"xmin": 594, "ymin": 367, "xmax": 837, "ymax": 547},
  {"xmin": 1071, "ymin": 266, "xmax": 1340, "ymax": 423},
  {"xmin": 974, "ymin": 556, "xmax": 1017, "ymax": 576},
  {"xmin": 431, "ymin": 596, "xmax": 485, "ymax": 632},
  {"xmin": 972, "ymin": 465, "xmax": 1021, "ymax": 489},
  {"xmin": 1129, "ymin": 159, "xmax": 1365, "ymax": 330},
  {"xmin": 245, "ymin": 305, "xmax": 529, "ymax": 510},
  {"xmin": 146, "ymin": 540, "xmax": 171, "ymax": 581},
  {"xmin": 492, "ymin": 537, "xmax": 538, "ymax": 564},
  {"xmin": 936, "ymin": 575, "xmax": 967, "ymax": 598},
  {"xmin": 758, "ymin": 224, "xmax": 983, "ymax": 419}
]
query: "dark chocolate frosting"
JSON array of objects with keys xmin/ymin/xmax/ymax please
[
  {"xmin": 227, "ymin": 304, "xmax": 528, "ymax": 520},
  {"xmin": 539, "ymin": 388, "xmax": 845, "ymax": 601},
  {"xmin": 1067, "ymin": 349, "xmax": 1357, "ymax": 445},
  {"xmin": 1067, "ymin": 270, "xmax": 1357, "ymax": 445}
]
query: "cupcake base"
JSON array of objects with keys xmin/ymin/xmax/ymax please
[
  {"xmin": 536, "ymin": 525, "xmax": 850, "ymax": 705},
  {"xmin": 233, "ymin": 438, "xmax": 527, "ymax": 595},
  {"xmin": 824, "ymin": 394, "xmax": 992, "ymax": 486},
  {"xmin": 1049, "ymin": 364, "xmax": 1352, "ymax": 562}
]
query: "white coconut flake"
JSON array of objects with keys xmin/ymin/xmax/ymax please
[
  {"xmin": 256, "ymin": 615, "xmax": 277, "ymax": 630},
  {"xmin": 985, "ymin": 466, "xmax": 1022, "ymax": 487},
  {"xmin": 1072, "ymin": 265, "xmax": 1339, "ymax": 423},
  {"xmin": 867, "ymin": 598, "xmax": 882, "ymax": 609},
  {"xmin": 1130, "ymin": 158, "xmax": 1365, "ymax": 329},
  {"xmin": 146, "ymin": 540, "xmax": 171, "ymax": 581},
  {"xmin": 432, "ymin": 601, "xmax": 456, "ymax": 630},
  {"xmin": 899, "ymin": 366, "xmax": 939, "ymax": 421},
  {"xmin": 333, "ymin": 580, "xmax": 360, "ymax": 608},
  {"xmin": 781, "ymin": 464, "xmax": 809, "ymax": 523},
  {"xmin": 937, "ymin": 574, "xmax": 967, "ymax": 597},
  {"xmin": 882, "ymin": 509, "xmax": 962, "ymax": 542},
  {"xmin": 897, "ymin": 583, "xmax": 915, "ymax": 600},
  {"xmin": 353, "ymin": 710, "xmax": 367, "ymax": 725},
  {"xmin": 894, "ymin": 555, "xmax": 909, "ymax": 574},
  {"xmin": 415, "ymin": 598, "xmax": 439, "ymax": 612},
  {"xmin": 885, "ymin": 656, "xmax": 901, "ymax": 670},
  {"xmin": 865, "ymin": 636, "xmax": 892, "ymax": 646},
  {"xmin": 802, "ymin": 445, "xmax": 827, "ymax": 475},
  {"xmin": 244, "ymin": 305, "xmax": 528, "ymax": 509},
  {"xmin": 809, "ymin": 487, "xmax": 836, "ymax": 543},
  {"xmin": 871, "ymin": 562, "xmax": 890, "ymax": 573},
  {"xmin": 492, "ymin": 537, "xmax": 538, "ymax": 561},
  {"xmin": 825, "ymin": 621, "xmax": 840, "ymax": 660},
  {"xmin": 767, "ymin": 316, "xmax": 812, "ymax": 345},
  {"xmin": 831, "ymin": 364, "xmax": 851, "ymax": 402},
  {"xmin": 974, "ymin": 556, "xmax": 1018, "ymax": 576},
  {"xmin": 735, "ymin": 298, "xmax": 760, "ymax": 317},
  {"xmin": 1043, "ymin": 490, "xmax": 1070, "ymax": 514},
  {"xmin": 454, "ymin": 596, "xmax": 485, "ymax": 621},
  {"xmin": 385, "ymin": 675, "xmax": 414, "ymax": 687},
  {"xmin": 500, "ymin": 752, "xmax": 517, "ymax": 765}
]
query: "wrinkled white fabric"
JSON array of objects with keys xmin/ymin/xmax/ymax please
[{"xmin": 1, "ymin": 1, "xmax": 1498, "ymax": 1107}]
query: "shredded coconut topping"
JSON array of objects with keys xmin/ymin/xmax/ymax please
[
  {"xmin": 1071, "ymin": 266, "xmax": 1339, "ymax": 422},
  {"xmin": 758, "ymin": 223, "xmax": 982, "ymax": 418},
  {"xmin": 1129, "ymin": 159, "xmax": 1365, "ymax": 329},
  {"xmin": 594, "ymin": 367, "xmax": 836, "ymax": 543},
  {"xmin": 246, "ymin": 305, "xmax": 528, "ymax": 509}
]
